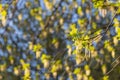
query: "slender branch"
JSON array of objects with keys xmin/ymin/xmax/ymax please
[
  {"xmin": 47, "ymin": 48, "xmax": 68, "ymax": 72},
  {"xmin": 105, "ymin": 55, "xmax": 120, "ymax": 75},
  {"xmin": 105, "ymin": 60, "xmax": 120, "ymax": 75},
  {"xmin": 112, "ymin": 55, "xmax": 120, "ymax": 66},
  {"xmin": 81, "ymin": 7, "xmax": 118, "ymax": 41}
]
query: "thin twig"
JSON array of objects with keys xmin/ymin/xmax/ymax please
[
  {"xmin": 105, "ymin": 55, "xmax": 120, "ymax": 75},
  {"xmin": 82, "ymin": 7, "xmax": 118, "ymax": 41},
  {"xmin": 111, "ymin": 55, "xmax": 120, "ymax": 66},
  {"xmin": 105, "ymin": 61, "xmax": 120, "ymax": 75},
  {"xmin": 47, "ymin": 49, "xmax": 68, "ymax": 72}
]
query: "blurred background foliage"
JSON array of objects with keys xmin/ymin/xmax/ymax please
[{"xmin": 0, "ymin": 0, "xmax": 120, "ymax": 80}]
